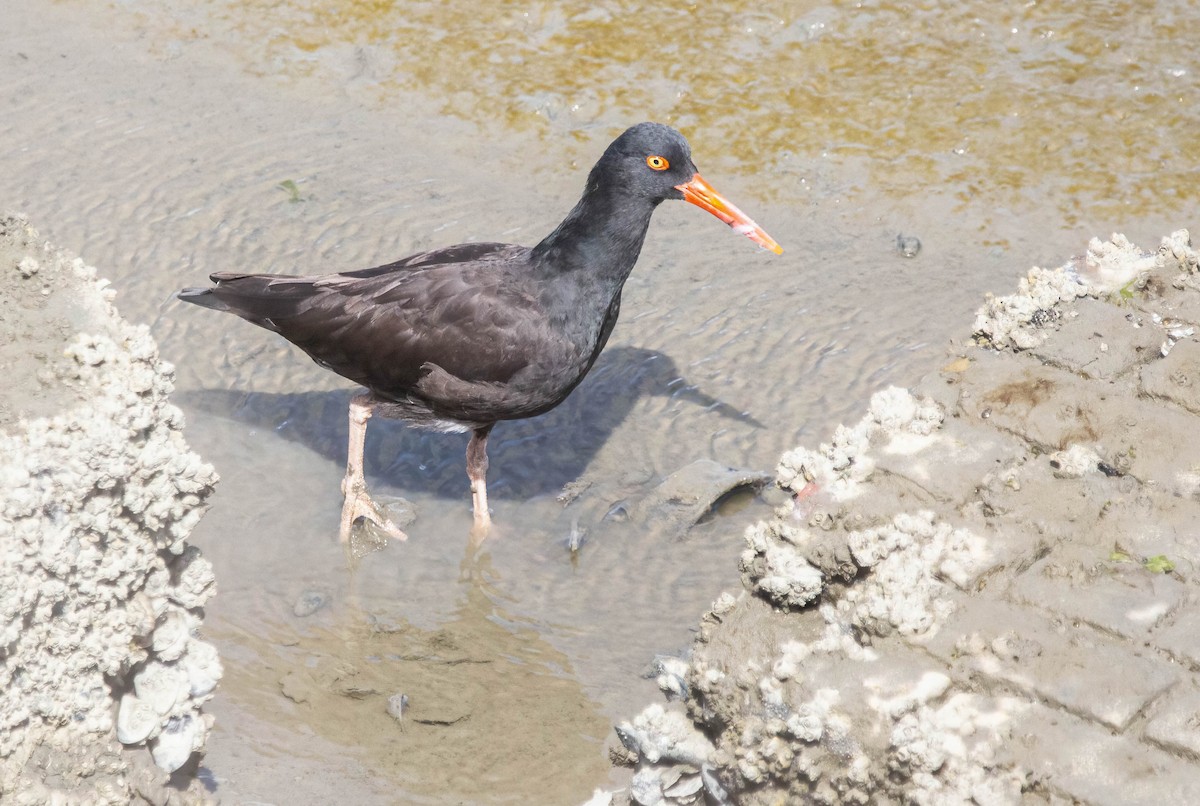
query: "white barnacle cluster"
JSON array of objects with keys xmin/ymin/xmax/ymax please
[
  {"xmin": 714, "ymin": 623, "xmax": 875, "ymax": 802},
  {"xmin": 698, "ymin": 600, "xmax": 1016, "ymax": 804},
  {"xmin": 885, "ymin": 692, "xmax": 1026, "ymax": 804},
  {"xmin": 0, "ymin": 217, "xmax": 220, "ymax": 799},
  {"xmin": 973, "ymin": 264, "xmax": 1088, "ymax": 350},
  {"xmin": 113, "ymin": 555, "xmax": 223, "ymax": 773},
  {"xmin": 616, "ymin": 703, "xmax": 721, "ymax": 805},
  {"xmin": 650, "ymin": 655, "xmax": 691, "ymax": 702},
  {"xmin": 1159, "ymin": 230, "xmax": 1200, "ymax": 356},
  {"xmin": 844, "ymin": 512, "xmax": 987, "ymax": 638},
  {"xmin": 618, "ymin": 704, "xmax": 715, "ymax": 767},
  {"xmin": 1048, "ymin": 444, "xmax": 1101, "ymax": 479},
  {"xmin": 1159, "ymin": 228, "xmax": 1198, "ymax": 275},
  {"xmin": 741, "ymin": 520, "xmax": 825, "ymax": 610},
  {"xmin": 866, "ymin": 386, "xmax": 944, "ymax": 438},
  {"xmin": 746, "ymin": 389, "xmax": 947, "ymax": 613},
  {"xmin": 776, "ymin": 422, "xmax": 872, "ymax": 501},
  {"xmin": 1082, "ymin": 232, "xmax": 1159, "ymax": 292},
  {"xmin": 776, "ymin": 387, "xmax": 943, "ymax": 501}
]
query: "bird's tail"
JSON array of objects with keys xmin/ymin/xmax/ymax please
[
  {"xmin": 176, "ymin": 272, "xmax": 318, "ymax": 334},
  {"xmin": 177, "ymin": 286, "xmax": 230, "ymax": 312}
]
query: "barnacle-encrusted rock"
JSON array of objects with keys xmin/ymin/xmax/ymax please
[
  {"xmin": 972, "ymin": 232, "xmax": 1191, "ymax": 353},
  {"xmin": 613, "ymin": 229, "xmax": 1200, "ymax": 806},
  {"xmin": 617, "ymin": 704, "xmax": 715, "ymax": 767},
  {"xmin": 973, "ymin": 265, "xmax": 1088, "ymax": 350},
  {"xmin": 0, "ymin": 214, "xmax": 220, "ymax": 803},
  {"xmin": 776, "ymin": 387, "xmax": 943, "ymax": 501},
  {"xmin": 615, "ymin": 387, "xmax": 1009, "ymax": 805},
  {"xmin": 742, "ymin": 531, "xmax": 824, "ymax": 609}
]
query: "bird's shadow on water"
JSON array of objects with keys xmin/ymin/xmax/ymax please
[{"xmin": 179, "ymin": 346, "xmax": 760, "ymax": 503}]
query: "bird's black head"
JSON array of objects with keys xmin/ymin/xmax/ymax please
[
  {"xmin": 575, "ymin": 122, "xmax": 782, "ymax": 254},
  {"xmin": 590, "ymin": 122, "xmax": 699, "ymax": 203}
]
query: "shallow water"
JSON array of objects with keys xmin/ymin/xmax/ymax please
[{"xmin": 3, "ymin": 0, "xmax": 1199, "ymax": 801}]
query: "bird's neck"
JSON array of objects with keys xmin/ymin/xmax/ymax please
[{"xmin": 531, "ymin": 181, "xmax": 660, "ymax": 291}]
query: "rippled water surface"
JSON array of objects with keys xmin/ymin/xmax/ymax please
[{"xmin": 4, "ymin": 0, "xmax": 1198, "ymax": 801}]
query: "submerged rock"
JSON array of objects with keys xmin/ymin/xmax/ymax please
[{"xmin": 632, "ymin": 459, "xmax": 771, "ymax": 534}]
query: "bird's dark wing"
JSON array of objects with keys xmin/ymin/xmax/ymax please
[
  {"xmin": 333, "ymin": 242, "xmax": 521, "ymax": 279},
  {"xmin": 205, "ymin": 242, "xmax": 524, "ymax": 289},
  {"xmin": 197, "ymin": 245, "xmax": 589, "ymax": 415}
]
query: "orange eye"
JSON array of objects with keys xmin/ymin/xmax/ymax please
[{"xmin": 646, "ymin": 155, "xmax": 670, "ymax": 171}]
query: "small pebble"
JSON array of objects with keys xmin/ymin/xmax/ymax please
[
  {"xmin": 896, "ymin": 234, "xmax": 921, "ymax": 258},
  {"xmin": 292, "ymin": 589, "xmax": 329, "ymax": 617},
  {"xmin": 17, "ymin": 256, "xmax": 39, "ymax": 277}
]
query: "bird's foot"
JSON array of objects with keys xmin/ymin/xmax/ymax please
[
  {"xmin": 469, "ymin": 509, "xmax": 493, "ymax": 541},
  {"xmin": 339, "ymin": 485, "xmax": 409, "ymax": 544},
  {"xmin": 565, "ymin": 518, "xmax": 586, "ymax": 554}
]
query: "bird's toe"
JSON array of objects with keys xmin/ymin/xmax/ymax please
[{"xmin": 340, "ymin": 490, "xmax": 409, "ymax": 543}]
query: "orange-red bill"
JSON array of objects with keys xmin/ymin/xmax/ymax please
[{"xmin": 675, "ymin": 173, "xmax": 783, "ymax": 255}]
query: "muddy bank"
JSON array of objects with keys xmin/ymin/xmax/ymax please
[
  {"xmin": 0, "ymin": 214, "xmax": 219, "ymax": 804},
  {"xmin": 606, "ymin": 229, "xmax": 1200, "ymax": 804}
]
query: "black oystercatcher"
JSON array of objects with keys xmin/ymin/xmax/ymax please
[{"xmin": 179, "ymin": 123, "xmax": 781, "ymax": 543}]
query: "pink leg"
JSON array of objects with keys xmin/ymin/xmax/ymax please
[
  {"xmin": 466, "ymin": 425, "xmax": 494, "ymax": 535},
  {"xmin": 339, "ymin": 393, "xmax": 408, "ymax": 543}
]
